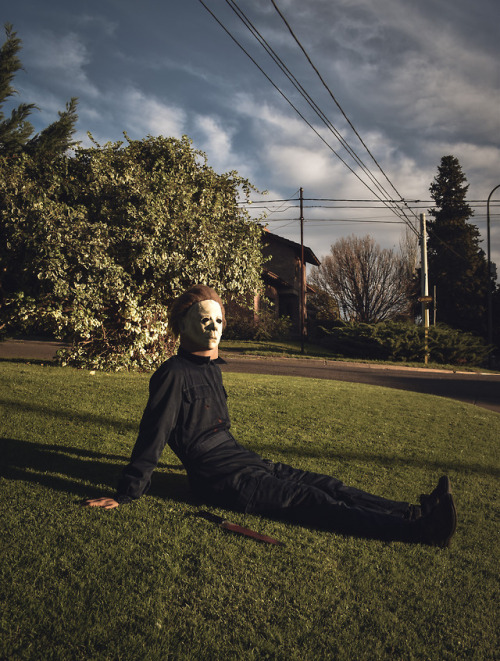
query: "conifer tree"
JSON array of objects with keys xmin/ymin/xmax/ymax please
[
  {"xmin": 0, "ymin": 23, "xmax": 35, "ymax": 153},
  {"xmin": 0, "ymin": 23, "xmax": 78, "ymax": 157},
  {"xmin": 427, "ymin": 155, "xmax": 490, "ymax": 335},
  {"xmin": 25, "ymin": 97, "xmax": 79, "ymax": 158}
]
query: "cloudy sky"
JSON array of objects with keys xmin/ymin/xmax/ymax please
[{"xmin": 4, "ymin": 0, "xmax": 500, "ymax": 267}]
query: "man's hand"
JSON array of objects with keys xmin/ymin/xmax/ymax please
[{"xmin": 83, "ymin": 497, "xmax": 119, "ymax": 509}]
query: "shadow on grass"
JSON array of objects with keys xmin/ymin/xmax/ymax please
[
  {"xmin": 0, "ymin": 357, "xmax": 51, "ymax": 367},
  {"xmin": 3, "ymin": 429, "xmax": 497, "ymax": 517},
  {"xmin": 0, "ymin": 397, "xmax": 139, "ymax": 433},
  {"xmin": 0, "ymin": 436, "xmax": 189, "ymax": 503},
  {"xmin": 254, "ymin": 441, "xmax": 500, "ymax": 478}
]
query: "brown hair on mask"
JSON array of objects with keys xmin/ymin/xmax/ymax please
[{"xmin": 169, "ymin": 285, "xmax": 226, "ymax": 338}]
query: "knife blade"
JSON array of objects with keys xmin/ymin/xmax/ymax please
[{"xmin": 198, "ymin": 510, "xmax": 284, "ymax": 545}]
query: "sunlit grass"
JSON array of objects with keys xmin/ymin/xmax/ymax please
[{"xmin": 1, "ymin": 361, "xmax": 498, "ymax": 660}]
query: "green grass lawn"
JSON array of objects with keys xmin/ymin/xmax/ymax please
[{"xmin": 1, "ymin": 360, "xmax": 499, "ymax": 660}]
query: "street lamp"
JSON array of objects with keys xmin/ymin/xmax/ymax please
[{"xmin": 487, "ymin": 184, "xmax": 500, "ymax": 358}]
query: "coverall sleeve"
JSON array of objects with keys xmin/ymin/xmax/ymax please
[{"xmin": 115, "ymin": 365, "xmax": 184, "ymax": 502}]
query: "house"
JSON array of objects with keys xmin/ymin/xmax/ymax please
[{"xmin": 257, "ymin": 229, "xmax": 321, "ymax": 337}]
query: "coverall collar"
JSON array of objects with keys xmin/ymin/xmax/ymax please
[{"xmin": 177, "ymin": 346, "xmax": 226, "ymax": 365}]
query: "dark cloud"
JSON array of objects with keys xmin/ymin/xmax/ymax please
[{"xmin": 2, "ymin": 0, "xmax": 499, "ymax": 263}]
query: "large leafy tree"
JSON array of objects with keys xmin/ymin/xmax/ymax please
[
  {"xmin": 0, "ymin": 23, "xmax": 78, "ymax": 158},
  {"xmin": 427, "ymin": 155, "xmax": 491, "ymax": 336},
  {"xmin": 309, "ymin": 235, "xmax": 414, "ymax": 323},
  {"xmin": 0, "ymin": 135, "xmax": 264, "ymax": 369}
]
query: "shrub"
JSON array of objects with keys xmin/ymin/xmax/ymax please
[
  {"xmin": 318, "ymin": 321, "xmax": 491, "ymax": 366},
  {"xmin": 0, "ymin": 136, "xmax": 264, "ymax": 369},
  {"xmin": 224, "ymin": 306, "xmax": 291, "ymax": 341},
  {"xmin": 427, "ymin": 325, "xmax": 491, "ymax": 365}
]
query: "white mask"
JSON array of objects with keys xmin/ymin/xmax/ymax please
[{"xmin": 180, "ymin": 300, "xmax": 223, "ymax": 350}]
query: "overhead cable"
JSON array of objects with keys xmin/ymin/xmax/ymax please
[
  {"xmin": 197, "ymin": 0, "xmax": 419, "ymax": 236},
  {"xmin": 269, "ymin": 0, "xmax": 419, "ymax": 226},
  {"xmin": 240, "ymin": 198, "xmax": 500, "ymax": 204},
  {"xmin": 225, "ymin": 0, "xmax": 412, "ymax": 226},
  {"xmin": 199, "ymin": 0, "xmax": 485, "ymax": 261}
]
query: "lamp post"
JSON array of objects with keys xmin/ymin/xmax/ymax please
[{"xmin": 487, "ymin": 185, "xmax": 500, "ymax": 357}]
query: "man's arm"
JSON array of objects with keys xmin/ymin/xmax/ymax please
[{"xmin": 83, "ymin": 363, "xmax": 183, "ymax": 508}]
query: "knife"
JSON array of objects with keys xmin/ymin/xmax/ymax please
[{"xmin": 198, "ymin": 511, "xmax": 284, "ymax": 546}]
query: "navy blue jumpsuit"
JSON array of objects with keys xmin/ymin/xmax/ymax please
[{"xmin": 116, "ymin": 347, "xmax": 421, "ymax": 542}]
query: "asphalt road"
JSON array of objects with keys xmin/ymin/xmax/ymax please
[
  {"xmin": 0, "ymin": 339, "xmax": 68, "ymax": 361},
  {"xmin": 219, "ymin": 353, "xmax": 500, "ymax": 414},
  {"xmin": 1, "ymin": 339, "xmax": 499, "ymax": 414}
]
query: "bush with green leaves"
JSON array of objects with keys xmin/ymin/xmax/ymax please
[
  {"xmin": 224, "ymin": 303, "xmax": 292, "ymax": 341},
  {"xmin": 318, "ymin": 320, "xmax": 491, "ymax": 366},
  {"xmin": 426, "ymin": 324, "xmax": 491, "ymax": 365},
  {"xmin": 0, "ymin": 135, "xmax": 264, "ymax": 369}
]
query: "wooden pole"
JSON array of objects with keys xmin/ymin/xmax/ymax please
[
  {"xmin": 487, "ymin": 185, "xmax": 500, "ymax": 362},
  {"xmin": 420, "ymin": 213, "xmax": 430, "ymax": 365},
  {"xmin": 300, "ymin": 187, "xmax": 305, "ymax": 354}
]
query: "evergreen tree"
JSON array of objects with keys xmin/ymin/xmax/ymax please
[
  {"xmin": 0, "ymin": 23, "xmax": 35, "ymax": 153},
  {"xmin": 0, "ymin": 23, "xmax": 78, "ymax": 157},
  {"xmin": 25, "ymin": 97, "xmax": 79, "ymax": 158},
  {"xmin": 427, "ymin": 155, "xmax": 490, "ymax": 336}
]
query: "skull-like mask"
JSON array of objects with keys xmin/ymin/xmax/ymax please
[{"xmin": 180, "ymin": 299, "xmax": 223, "ymax": 351}]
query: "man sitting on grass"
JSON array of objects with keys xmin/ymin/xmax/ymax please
[{"xmin": 85, "ymin": 284, "xmax": 457, "ymax": 547}]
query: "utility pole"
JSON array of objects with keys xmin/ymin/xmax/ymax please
[
  {"xmin": 300, "ymin": 187, "xmax": 305, "ymax": 354},
  {"xmin": 487, "ymin": 185, "xmax": 500, "ymax": 362},
  {"xmin": 419, "ymin": 213, "xmax": 430, "ymax": 364}
]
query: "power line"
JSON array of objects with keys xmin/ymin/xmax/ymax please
[
  {"xmin": 196, "ymin": 0, "xmax": 348, "ymax": 166},
  {"xmin": 239, "ymin": 197, "xmax": 500, "ymax": 206},
  {"xmin": 197, "ymin": 0, "xmax": 419, "ymax": 236},
  {"xmin": 267, "ymin": 218, "xmax": 301, "ymax": 232},
  {"xmin": 269, "ymin": 0, "xmax": 420, "ymax": 229},
  {"xmin": 239, "ymin": 197, "xmax": 420, "ymax": 204},
  {"xmin": 305, "ymin": 198, "xmax": 500, "ymax": 204},
  {"xmin": 268, "ymin": 189, "xmax": 299, "ymax": 212},
  {"xmin": 198, "ymin": 2, "xmax": 493, "ymax": 263},
  {"xmin": 306, "ymin": 221, "xmax": 406, "ymax": 226},
  {"xmin": 225, "ymin": 0, "xmax": 411, "ymax": 224},
  {"xmin": 248, "ymin": 205, "xmax": 500, "ymax": 212},
  {"xmin": 265, "ymin": 218, "xmax": 408, "ymax": 224},
  {"xmin": 257, "ymin": 213, "xmax": 500, "ymax": 222}
]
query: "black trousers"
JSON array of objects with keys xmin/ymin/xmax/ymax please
[{"xmin": 201, "ymin": 461, "xmax": 421, "ymax": 543}]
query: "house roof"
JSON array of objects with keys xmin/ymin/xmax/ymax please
[
  {"xmin": 262, "ymin": 228, "xmax": 321, "ymax": 266},
  {"xmin": 263, "ymin": 268, "xmax": 316, "ymax": 294}
]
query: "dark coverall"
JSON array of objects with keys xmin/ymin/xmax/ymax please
[{"xmin": 116, "ymin": 347, "xmax": 421, "ymax": 542}]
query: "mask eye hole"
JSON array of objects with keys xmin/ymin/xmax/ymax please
[{"xmin": 216, "ymin": 318, "xmax": 222, "ymax": 324}]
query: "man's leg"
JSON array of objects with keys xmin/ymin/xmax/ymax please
[
  {"xmin": 270, "ymin": 462, "xmax": 420, "ymax": 520},
  {"xmin": 241, "ymin": 465, "xmax": 455, "ymax": 546},
  {"xmin": 242, "ymin": 469, "xmax": 418, "ymax": 542}
]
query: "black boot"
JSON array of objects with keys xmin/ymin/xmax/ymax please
[
  {"xmin": 419, "ymin": 475, "xmax": 451, "ymax": 515},
  {"xmin": 418, "ymin": 493, "xmax": 457, "ymax": 548}
]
